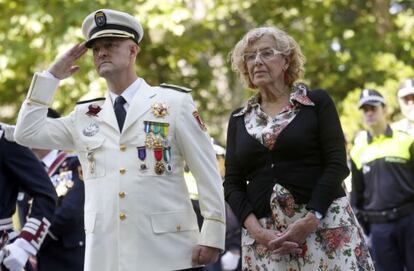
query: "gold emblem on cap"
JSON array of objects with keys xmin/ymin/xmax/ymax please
[{"xmin": 151, "ymin": 102, "xmax": 169, "ymax": 118}]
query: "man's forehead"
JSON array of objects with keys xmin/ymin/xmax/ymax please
[{"xmin": 90, "ymin": 37, "xmax": 129, "ymax": 47}]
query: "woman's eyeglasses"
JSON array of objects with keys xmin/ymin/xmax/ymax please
[{"xmin": 242, "ymin": 48, "xmax": 283, "ymax": 64}]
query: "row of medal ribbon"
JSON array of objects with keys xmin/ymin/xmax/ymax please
[{"xmin": 139, "ymin": 121, "xmax": 171, "ymax": 175}]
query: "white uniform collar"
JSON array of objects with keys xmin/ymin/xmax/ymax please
[
  {"xmin": 109, "ymin": 78, "xmax": 142, "ymax": 106},
  {"xmin": 42, "ymin": 149, "xmax": 59, "ymax": 169}
]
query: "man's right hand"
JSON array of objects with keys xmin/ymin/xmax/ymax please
[{"xmin": 48, "ymin": 43, "xmax": 87, "ymax": 79}]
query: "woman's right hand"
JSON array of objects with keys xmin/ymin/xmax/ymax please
[
  {"xmin": 244, "ymin": 213, "xmax": 301, "ymax": 254},
  {"xmin": 251, "ymin": 227, "xmax": 280, "ymax": 248},
  {"xmin": 252, "ymin": 228, "xmax": 302, "ymax": 255}
]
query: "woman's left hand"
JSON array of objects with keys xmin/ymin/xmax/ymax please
[{"xmin": 268, "ymin": 212, "xmax": 319, "ymax": 254}]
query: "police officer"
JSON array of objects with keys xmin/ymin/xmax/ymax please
[
  {"xmin": 392, "ymin": 78, "xmax": 414, "ymax": 136},
  {"xmin": 350, "ymin": 89, "xmax": 414, "ymax": 271},
  {"xmin": 14, "ymin": 8, "xmax": 225, "ymax": 271},
  {"xmin": 0, "ymin": 124, "xmax": 56, "ymax": 271},
  {"xmin": 31, "ymin": 109, "xmax": 85, "ymax": 271}
]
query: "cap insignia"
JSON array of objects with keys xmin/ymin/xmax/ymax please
[{"xmin": 94, "ymin": 11, "xmax": 107, "ymax": 27}]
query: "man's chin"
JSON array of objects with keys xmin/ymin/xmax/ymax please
[{"xmin": 97, "ymin": 68, "xmax": 111, "ymax": 77}]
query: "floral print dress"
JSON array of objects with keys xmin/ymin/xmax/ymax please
[{"xmin": 240, "ymin": 84, "xmax": 375, "ymax": 271}]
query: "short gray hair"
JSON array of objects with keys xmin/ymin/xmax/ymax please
[{"xmin": 230, "ymin": 27, "xmax": 305, "ymax": 88}]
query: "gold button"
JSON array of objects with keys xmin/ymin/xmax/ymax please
[
  {"xmin": 176, "ymin": 224, "xmax": 181, "ymax": 232},
  {"xmin": 119, "ymin": 168, "xmax": 126, "ymax": 174},
  {"xmin": 119, "ymin": 192, "xmax": 126, "ymax": 198},
  {"xmin": 119, "ymin": 213, "xmax": 127, "ymax": 220},
  {"xmin": 120, "ymin": 144, "xmax": 126, "ymax": 151}
]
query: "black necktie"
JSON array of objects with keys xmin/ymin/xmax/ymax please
[{"xmin": 114, "ymin": 96, "xmax": 127, "ymax": 132}]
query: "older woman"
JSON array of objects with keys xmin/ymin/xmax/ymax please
[{"xmin": 224, "ymin": 27, "xmax": 374, "ymax": 270}]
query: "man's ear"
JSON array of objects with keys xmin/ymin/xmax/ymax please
[{"xmin": 130, "ymin": 44, "xmax": 140, "ymax": 58}]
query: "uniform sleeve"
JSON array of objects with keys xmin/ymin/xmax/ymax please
[
  {"xmin": 2, "ymin": 137, "xmax": 57, "ymax": 251},
  {"xmin": 223, "ymin": 113, "xmax": 254, "ymax": 225},
  {"xmin": 14, "ymin": 72, "xmax": 76, "ymax": 151},
  {"xmin": 306, "ymin": 90, "xmax": 350, "ymax": 216},
  {"xmin": 175, "ymin": 93, "xmax": 225, "ymax": 250},
  {"xmin": 48, "ymin": 159, "xmax": 84, "ymax": 239}
]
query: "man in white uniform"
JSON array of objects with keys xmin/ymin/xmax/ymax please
[{"xmin": 14, "ymin": 9, "xmax": 225, "ymax": 271}]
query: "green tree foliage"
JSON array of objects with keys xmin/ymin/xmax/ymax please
[{"xmin": 1, "ymin": 0, "xmax": 414, "ymax": 144}]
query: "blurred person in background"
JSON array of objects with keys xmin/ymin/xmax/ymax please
[
  {"xmin": 32, "ymin": 109, "xmax": 85, "ymax": 271},
  {"xmin": 224, "ymin": 26, "xmax": 373, "ymax": 270},
  {"xmin": 0, "ymin": 124, "xmax": 56, "ymax": 271},
  {"xmin": 350, "ymin": 89, "xmax": 414, "ymax": 271},
  {"xmin": 392, "ymin": 78, "xmax": 414, "ymax": 136}
]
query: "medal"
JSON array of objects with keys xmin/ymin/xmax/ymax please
[
  {"xmin": 87, "ymin": 152, "xmax": 95, "ymax": 174},
  {"xmin": 161, "ymin": 125, "xmax": 169, "ymax": 137},
  {"xmin": 144, "ymin": 121, "xmax": 151, "ymax": 133},
  {"xmin": 163, "ymin": 147, "xmax": 173, "ymax": 173},
  {"xmin": 155, "ymin": 161, "xmax": 165, "ymax": 175},
  {"xmin": 153, "ymin": 135, "xmax": 163, "ymax": 148},
  {"xmin": 145, "ymin": 133, "xmax": 155, "ymax": 149},
  {"xmin": 154, "ymin": 148, "xmax": 164, "ymax": 175},
  {"xmin": 83, "ymin": 123, "xmax": 100, "ymax": 137},
  {"xmin": 151, "ymin": 102, "xmax": 169, "ymax": 118},
  {"xmin": 137, "ymin": 146, "xmax": 148, "ymax": 171}
]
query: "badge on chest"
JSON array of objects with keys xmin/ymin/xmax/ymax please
[{"xmin": 138, "ymin": 120, "xmax": 172, "ymax": 175}]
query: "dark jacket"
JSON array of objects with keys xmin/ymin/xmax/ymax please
[
  {"xmin": 224, "ymin": 89, "xmax": 349, "ymax": 224},
  {"xmin": 0, "ymin": 132, "xmax": 56, "ymax": 229},
  {"xmin": 37, "ymin": 153, "xmax": 85, "ymax": 271}
]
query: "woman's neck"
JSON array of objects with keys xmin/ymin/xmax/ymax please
[{"xmin": 259, "ymin": 84, "xmax": 291, "ymax": 117}]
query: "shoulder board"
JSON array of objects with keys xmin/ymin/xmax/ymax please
[
  {"xmin": 160, "ymin": 83, "xmax": 192, "ymax": 93},
  {"xmin": 76, "ymin": 97, "xmax": 106, "ymax": 105}
]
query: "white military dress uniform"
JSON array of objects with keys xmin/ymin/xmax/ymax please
[{"xmin": 14, "ymin": 74, "xmax": 226, "ymax": 271}]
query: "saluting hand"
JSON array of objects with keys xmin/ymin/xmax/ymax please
[
  {"xmin": 48, "ymin": 42, "xmax": 88, "ymax": 79},
  {"xmin": 191, "ymin": 245, "xmax": 219, "ymax": 266}
]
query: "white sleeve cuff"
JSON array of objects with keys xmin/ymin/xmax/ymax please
[
  {"xmin": 26, "ymin": 72, "xmax": 60, "ymax": 106},
  {"xmin": 13, "ymin": 238, "xmax": 37, "ymax": 256},
  {"xmin": 40, "ymin": 70, "xmax": 60, "ymax": 80}
]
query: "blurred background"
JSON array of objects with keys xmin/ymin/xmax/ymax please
[{"xmin": 1, "ymin": 0, "xmax": 413, "ymax": 144}]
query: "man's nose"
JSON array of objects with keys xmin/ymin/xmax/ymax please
[{"xmin": 98, "ymin": 48, "xmax": 108, "ymax": 57}]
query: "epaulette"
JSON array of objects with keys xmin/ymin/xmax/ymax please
[
  {"xmin": 76, "ymin": 97, "xmax": 106, "ymax": 105},
  {"xmin": 160, "ymin": 83, "xmax": 192, "ymax": 93}
]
